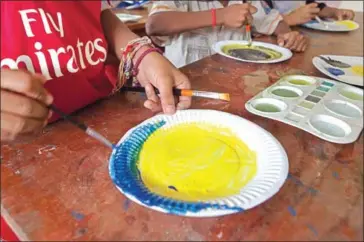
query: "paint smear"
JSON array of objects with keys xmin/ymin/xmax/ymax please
[
  {"xmin": 138, "ymin": 123, "xmax": 257, "ymax": 201},
  {"xmin": 287, "ymin": 206, "xmax": 297, "ymax": 216},
  {"xmin": 336, "ymin": 20, "xmax": 357, "ymax": 29},
  {"xmin": 222, "ymin": 44, "xmax": 282, "ymax": 61},
  {"xmin": 351, "ymin": 65, "xmax": 363, "ymax": 76}
]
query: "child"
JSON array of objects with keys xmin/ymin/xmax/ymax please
[
  {"xmin": 146, "ymin": 1, "xmax": 308, "ymax": 68},
  {"xmin": 264, "ymin": 1, "xmax": 355, "ymax": 26},
  {"xmin": 0, "ymin": 0, "xmax": 191, "ymax": 142}
]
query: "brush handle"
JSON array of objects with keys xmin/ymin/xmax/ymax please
[
  {"xmin": 122, "ymin": 86, "xmax": 182, "ymax": 96},
  {"xmin": 49, "ymin": 105, "xmax": 114, "ymax": 149}
]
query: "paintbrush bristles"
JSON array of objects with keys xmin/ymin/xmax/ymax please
[{"xmin": 219, "ymin": 93, "xmax": 231, "ymax": 101}]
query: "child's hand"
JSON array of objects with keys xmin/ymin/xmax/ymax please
[
  {"xmin": 277, "ymin": 31, "xmax": 308, "ymax": 52},
  {"xmin": 333, "ymin": 9, "xmax": 355, "ymax": 21},
  {"xmin": 1, "ymin": 69, "xmax": 53, "ymax": 141},
  {"xmin": 218, "ymin": 3, "xmax": 257, "ymax": 28},
  {"xmin": 284, "ymin": 3, "xmax": 320, "ymax": 26},
  {"xmin": 135, "ymin": 49, "xmax": 191, "ymax": 114}
]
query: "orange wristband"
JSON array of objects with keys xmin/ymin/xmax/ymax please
[{"xmin": 211, "ymin": 8, "xmax": 216, "ymax": 27}]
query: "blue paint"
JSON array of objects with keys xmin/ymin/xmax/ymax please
[
  {"xmin": 71, "ymin": 211, "xmax": 85, "ymax": 221},
  {"xmin": 332, "ymin": 171, "xmax": 339, "ymax": 180},
  {"xmin": 123, "ymin": 199, "xmax": 131, "ymax": 211},
  {"xmin": 308, "ymin": 187, "xmax": 318, "ymax": 196},
  {"xmin": 307, "ymin": 224, "xmax": 318, "ymax": 237},
  {"xmin": 327, "ymin": 67, "xmax": 344, "ymax": 76},
  {"xmin": 109, "ymin": 121, "xmax": 243, "ymax": 215},
  {"xmin": 287, "ymin": 173, "xmax": 304, "ymax": 187},
  {"xmin": 322, "ymin": 81, "xmax": 335, "ymax": 87},
  {"xmin": 287, "ymin": 206, "xmax": 297, "ymax": 216},
  {"xmin": 288, "ymin": 173, "xmax": 319, "ymax": 196}
]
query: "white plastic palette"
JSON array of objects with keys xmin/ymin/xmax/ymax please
[
  {"xmin": 245, "ymin": 75, "xmax": 364, "ymax": 144},
  {"xmin": 109, "ymin": 110, "xmax": 288, "ymax": 217}
]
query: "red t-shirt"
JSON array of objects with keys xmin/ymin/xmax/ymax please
[{"xmin": 1, "ymin": 1, "xmax": 121, "ymax": 122}]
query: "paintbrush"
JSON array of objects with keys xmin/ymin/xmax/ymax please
[
  {"xmin": 49, "ymin": 105, "xmax": 115, "ymax": 149},
  {"xmin": 315, "ymin": 16, "xmax": 329, "ymax": 29},
  {"xmin": 122, "ymin": 86, "xmax": 230, "ymax": 101},
  {"xmin": 243, "ymin": 0, "xmax": 253, "ymax": 46}
]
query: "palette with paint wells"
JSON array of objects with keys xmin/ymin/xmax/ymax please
[{"xmin": 245, "ymin": 75, "xmax": 363, "ymax": 144}]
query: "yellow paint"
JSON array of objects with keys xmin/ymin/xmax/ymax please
[
  {"xmin": 138, "ymin": 123, "xmax": 257, "ymax": 202},
  {"xmin": 222, "ymin": 44, "xmax": 282, "ymax": 60},
  {"xmin": 351, "ymin": 65, "xmax": 363, "ymax": 76},
  {"xmin": 336, "ymin": 20, "xmax": 357, "ymax": 29}
]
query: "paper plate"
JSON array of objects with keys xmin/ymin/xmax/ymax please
[
  {"xmin": 212, "ymin": 40, "xmax": 292, "ymax": 64},
  {"xmin": 116, "ymin": 13, "xmax": 142, "ymax": 23},
  {"xmin": 313, "ymin": 55, "xmax": 363, "ymax": 87},
  {"xmin": 109, "ymin": 110, "xmax": 288, "ymax": 217},
  {"xmin": 303, "ymin": 20, "xmax": 359, "ymax": 32}
]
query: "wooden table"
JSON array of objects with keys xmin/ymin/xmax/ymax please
[{"xmin": 1, "ymin": 14, "xmax": 363, "ymax": 241}]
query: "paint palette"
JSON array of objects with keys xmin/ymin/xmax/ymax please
[
  {"xmin": 303, "ymin": 19, "xmax": 359, "ymax": 32},
  {"xmin": 212, "ymin": 40, "xmax": 292, "ymax": 64},
  {"xmin": 245, "ymin": 75, "xmax": 363, "ymax": 144},
  {"xmin": 109, "ymin": 110, "xmax": 288, "ymax": 217},
  {"xmin": 313, "ymin": 55, "xmax": 363, "ymax": 87}
]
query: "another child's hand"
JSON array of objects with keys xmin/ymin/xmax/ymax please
[
  {"xmin": 333, "ymin": 8, "xmax": 355, "ymax": 21},
  {"xmin": 284, "ymin": 3, "xmax": 320, "ymax": 26},
  {"xmin": 135, "ymin": 48, "xmax": 191, "ymax": 114},
  {"xmin": 277, "ymin": 31, "xmax": 308, "ymax": 52},
  {"xmin": 218, "ymin": 3, "xmax": 257, "ymax": 28},
  {"xmin": 1, "ymin": 69, "xmax": 53, "ymax": 141}
]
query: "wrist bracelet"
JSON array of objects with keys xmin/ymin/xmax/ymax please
[{"xmin": 211, "ymin": 8, "xmax": 217, "ymax": 27}]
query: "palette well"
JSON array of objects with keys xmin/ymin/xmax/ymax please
[
  {"xmin": 213, "ymin": 40, "xmax": 292, "ymax": 64},
  {"xmin": 245, "ymin": 75, "xmax": 363, "ymax": 144},
  {"xmin": 109, "ymin": 110, "xmax": 288, "ymax": 217}
]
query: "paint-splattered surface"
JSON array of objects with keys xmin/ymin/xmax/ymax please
[{"xmin": 1, "ymin": 13, "xmax": 363, "ymax": 242}]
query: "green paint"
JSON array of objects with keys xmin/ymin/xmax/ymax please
[
  {"xmin": 306, "ymin": 95, "xmax": 321, "ymax": 103},
  {"xmin": 322, "ymin": 81, "xmax": 335, "ymax": 87},
  {"xmin": 299, "ymin": 101, "xmax": 315, "ymax": 109},
  {"xmin": 272, "ymin": 88, "xmax": 299, "ymax": 98},
  {"xmin": 288, "ymin": 79, "xmax": 312, "ymax": 86},
  {"xmin": 340, "ymin": 90, "xmax": 364, "ymax": 101},
  {"xmin": 222, "ymin": 44, "xmax": 282, "ymax": 61},
  {"xmin": 311, "ymin": 90, "xmax": 326, "ymax": 97},
  {"xmin": 317, "ymin": 86, "xmax": 330, "ymax": 92},
  {"xmin": 254, "ymin": 103, "xmax": 281, "ymax": 113}
]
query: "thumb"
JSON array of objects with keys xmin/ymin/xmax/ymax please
[{"xmin": 277, "ymin": 34, "xmax": 286, "ymax": 46}]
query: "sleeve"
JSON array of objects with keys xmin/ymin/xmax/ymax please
[
  {"xmin": 101, "ymin": 0, "xmax": 123, "ymax": 11},
  {"xmin": 306, "ymin": 0, "xmax": 327, "ymax": 10},
  {"xmin": 252, "ymin": 1, "xmax": 283, "ymax": 35},
  {"xmin": 148, "ymin": 1, "xmax": 188, "ymax": 47}
]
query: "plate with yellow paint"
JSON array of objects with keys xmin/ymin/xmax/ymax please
[
  {"xmin": 313, "ymin": 55, "xmax": 363, "ymax": 87},
  {"xmin": 109, "ymin": 110, "xmax": 289, "ymax": 217},
  {"xmin": 212, "ymin": 40, "xmax": 292, "ymax": 64},
  {"xmin": 303, "ymin": 20, "xmax": 359, "ymax": 32}
]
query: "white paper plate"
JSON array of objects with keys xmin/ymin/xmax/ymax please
[
  {"xmin": 313, "ymin": 55, "xmax": 363, "ymax": 87},
  {"xmin": 303, "ymin": 20, "xmax": 359, "ymax": 32},
  {"xmin": 109, "ymin": 110, "xmax": 289, "ymax": 217},
  {"xmin": 212, "ymin": 40, "xmax": 292, "ymax": 64},
  {"xmin": 116, "ymin": 13, "xmax": 142, "ymax": 23}
]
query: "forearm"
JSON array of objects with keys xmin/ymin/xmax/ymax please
[
  {"xmin": 101, "ymin": 9, "xmax": 140, "ymax": 59},
  {"xmin": 273, "ymin": 20, "xmax": 292, "ymax": 36},
  {"xmin": 146, "ymin": 10, "xmax": 220, "ymax": 36},
  {"xmin": 318, "ymin": 6, "xmax": 338, "ymax": 18}
]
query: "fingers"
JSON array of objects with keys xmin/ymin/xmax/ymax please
[
  {"xmin": 1, "ymin": 112, "xmax": 45, "ymax": 136},
  {"xmin": 1, "ymin": 90, "xmax": 49, "ymax": 119},
  {"xmin": 144, "ymin": 83, "xmax": 162, "ymax": 112},
  {"xmin": 174, "ymin": 73, "xmax": 191, "ymax": 110},
  {"xmin": 156, "ymin": 78, "xmax": 176, "ymax": 114},
  {"xmin": 1, "ymin": 69, "xmax": 53, "ymax": 105},
  {"xmin": 283, "ymin": 33, "xmax": 296, "ymax": 49}
]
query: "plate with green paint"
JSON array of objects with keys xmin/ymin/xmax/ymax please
[{"xmin": 212, "ymin": 40, "xmax": 292, "ymax": 64}]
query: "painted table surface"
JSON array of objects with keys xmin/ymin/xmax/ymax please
[{"xmin": 1, "ymin": 14, "xmax": 363, "ymax": 241}]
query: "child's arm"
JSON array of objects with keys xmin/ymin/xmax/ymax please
[
  {"xmin": 100, "ymin": 9, "xmax": 191, "ymax": 114},
  {"xmin": 318, "ymin": 6, "xmax": 355, "ymax": 20},
  {"xmin": 146, "ymin": 1, "xmax": 256, "ymax": 36}
]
